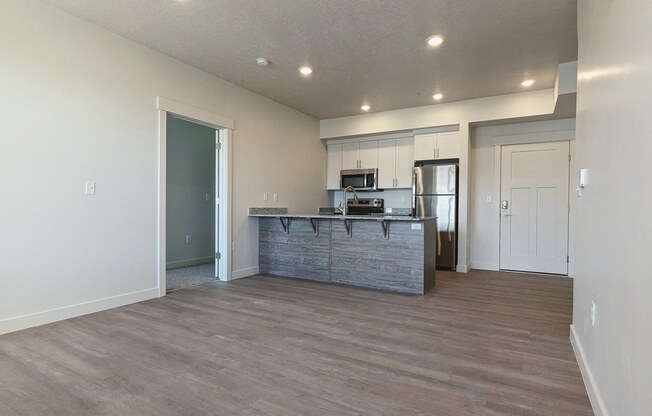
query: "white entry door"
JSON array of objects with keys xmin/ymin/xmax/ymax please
[{"xmin": 500, "ymin": 141, "xmax": 570, "ymax": 275}]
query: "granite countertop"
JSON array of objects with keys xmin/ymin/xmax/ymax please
[{"xmin": 248, "ymin": 208, "xmax": 436, "ymax": 222}]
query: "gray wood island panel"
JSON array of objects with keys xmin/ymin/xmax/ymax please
[
  {"xmin": 255, "ymin": 214, "xmax": 437, "ymax": 294},
  {"xmin": 259, "ymin": 218, "xmax": 331, "ymax": 282},
  {"xmin": 330, "ymin": 220, "xmax": 435, "ymax": 293}
]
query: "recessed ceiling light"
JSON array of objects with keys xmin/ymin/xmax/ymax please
[
  {"xmin": 427, "ymin": 35, "xmax": 444, "ymax": 47},
  {"xmin": 299, "ymin": 66, "xmax": 313, "ymax": 76},
  {"xmin": 256, "ymin": 57, "xmax": 270, "ymax": 67},
  {"xmin": 521, "ymin": 79, "xmax": 535, "ymax": 87},
  {"xmin": 432, "ymin": 93, "xmax": 444, "ymax": 101},
  {"xmin": 361, "ymin": 104, "xmax": 370, "ymax": 111}
]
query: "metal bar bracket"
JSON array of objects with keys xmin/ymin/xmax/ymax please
[
  {"xmin": 279, "ymin": 217, "xmax": 290, "ymax": 234},
  {"xmin": 344, "ymin": 219, "xmax": 352, "ymax": 238},
  {"xmin": 309, "ymin": 218, "xmax": 319, "ymax": 235},
  {"xmin": 380, "ymin": 220, "xmax": 390, "ymax": 239}
]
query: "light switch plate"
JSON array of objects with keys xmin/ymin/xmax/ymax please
[{"xmin": 85, "ymin": 181, "xmax": 96, "ymax": 195}]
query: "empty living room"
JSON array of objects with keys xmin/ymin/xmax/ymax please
[{"xmin": 1, "ymin": 1, "xmax": 650, "ymax": 415}]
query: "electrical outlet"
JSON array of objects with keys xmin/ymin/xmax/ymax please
[
  {"xmin": 231, "ymin": 242, "xmax": 236, "ymax": 252},
  {"xmin": 486, "ymin": 195, "xmax": 492, "ymax": 203},
  {"xmin": 185, "ymin": 235, "xmax": 192, "ymax": 244},
  {"xmin": 590, "ymin": 301, "xmax": 597, "ymax": 327},
  {"xmin": 84, "ymin": 181, "xmax": 96, "ymax": 195},
  {"xmin": 263, "ymin": 192, "xmax": 268, "ymax": 201},
  {"xmin": 273, "ymin": 193, "xmax": 278, "ymax": 202},
  {"xmin": 401, "ymin": 195, "xmax": 406, "ymax": 203},
  {"xmin": 205, "ymin": 193, "xmax": 210, "ymax": 201}
]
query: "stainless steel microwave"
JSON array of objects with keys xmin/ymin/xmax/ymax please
[{"xmin": 340, "ymin": 168, "xmax": 378, "ymax": 191}]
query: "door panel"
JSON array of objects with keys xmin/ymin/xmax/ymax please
[{"xmin": 500, "ymin": 141, "xmax": 569, "ymax": 275}]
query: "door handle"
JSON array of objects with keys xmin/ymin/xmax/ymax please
[{"xmin": 502, "ymin": 213, "xmax": 513, "ymax": 217}]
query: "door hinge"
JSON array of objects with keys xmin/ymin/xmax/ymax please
[
  {"xmin": 568, "ymin": 154, "xmax": 571, "ymax": 162},
  {"xmin": 216, "ymin": 142, "xmax": 221, "ymax": 150},
  {"xmin": 567, "ymin": 255, "xmax": 569, "ymax": 263},
  {"xmin": 215, "ymin": 252, "xmax": 221, "ymax": 260}
]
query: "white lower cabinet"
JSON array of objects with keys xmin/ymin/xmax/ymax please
[{"xmin": 378, "ymin": 137, "xmax": 414, "ymax": 189}]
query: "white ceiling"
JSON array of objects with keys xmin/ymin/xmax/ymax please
[{"xmin": 44, "ymin": 0, "xmax": 578, "ymax": 120}]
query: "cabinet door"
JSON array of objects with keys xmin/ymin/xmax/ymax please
[
  {"xmin": 436, "ymin": 131, "xmax": 460, "ymax": 159},
  {"xmin": 413, "ymin": 133, "xmax": 436, "ymax": 161},
  {"xmin": 377, "ymin": 139, "xmax": 396, "ymax": 189},
  {"xmin": 395, "ymin": 137, "xmax": 414, "ymax": 188},
  {"xmin": 341, "ymin": 143, "xmax": 360, "ymax": 170},
  {"xmin": 327, "ymin": 144, "xmax": 342, "ymax": 190},
  {"xmin": 359, "ymin": 140, "xmax": 378, "ymax": 169}
]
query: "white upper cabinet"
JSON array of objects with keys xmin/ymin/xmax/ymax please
[
  {"xmin": 413, "ymin": 131, "xmax": 460, "ymax": 161},
  {"xmin": 327, "ymin": 144, "xmax": 342, "ymax": 190},
  {"xmin": 359, "ymin": 141, "xmax": 378, "ymax": 169},
  {"xmin": 377, "ymin": 139, "xmax": 396, "ymax": 189},
  {"xmin": 436, "ymin": 131, "xmax": 460, "ymax": 159},
  {"xmin": 395, "ymin": 137, "xmax": 414, "ymax": 188},
  {"xmin": 413, "ymin": 133, "xmax": 437, "ymax": 161},
  {"xmin": 377, "ymin": 137, "xmax": 414, "ymax": 189},
  {"xmin": 341, "ymin": 142, "xmax": 360, "ymax": 170},
  {"xmin": 341, "ymin": 141, "xmax": 378, "ymax": 169}
]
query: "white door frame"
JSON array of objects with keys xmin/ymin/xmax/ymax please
[{"xmin": 156, "ymin": 97, "xmax": 235, "ymax": 296}]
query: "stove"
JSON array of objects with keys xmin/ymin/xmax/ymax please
[{"xmin": 346, "ymin": 198, "xmax": 384, "ymax": 215}]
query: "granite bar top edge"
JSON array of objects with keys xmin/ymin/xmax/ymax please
[
  {"xmin": 249, "ymin": 213, "xmax": 436, "ymax": 221},
  {"xmin": 248, "ymin": 207, "xmax": 288, "ymax": 215}
]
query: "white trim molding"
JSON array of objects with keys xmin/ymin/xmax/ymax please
[
  {"xmin": 157, "ymin": 97, "xmax": 235, "ymax": 130},
  {"xmin": 232, "ymin": 266, "xmax": 260, "ymax": 280},
  {"xmin": 0, "ymin": 288, "xmax": 159, "ymax": 336},
  {"xmin": 570, "ymin": 324, "xmax": 608, "ymax": 416},
  {"xmin": 456, "ymin": 263, "xmax": 471, "ymax": 273},
  {"xmin": 492, "ymin": 129, "xmax": 575, "ymax": 146}
]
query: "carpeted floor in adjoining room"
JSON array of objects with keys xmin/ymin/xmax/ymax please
[{"xmin": 166, "ymin": 263, "xmax": 217, "ymax": 291}]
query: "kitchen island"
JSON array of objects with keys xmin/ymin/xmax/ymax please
[{"xmin": 249, "ymin": 208, "xmax": 437, "ymax": 294}]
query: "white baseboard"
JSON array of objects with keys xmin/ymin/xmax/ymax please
[
  {"xmin": 456, "ymin": 263, "xmax": 471, "ymax": 273},
  {"xmin": 231, "ymin": 266, "xmax": 259, "ymax": 280},
  {"xmin": 166, "ymin": 256, "xmax": 214, "ymax": 269},
  {"xmin": 570, "ymin": 324, "xmax": 608, "ymax": 416},
  {"xmin": 0, "ymin": 288, "xmax": 159, "ymax": 336},
  {"xmin": 470, "ymin": 262, "xmax": 499, "ymax": 271}
]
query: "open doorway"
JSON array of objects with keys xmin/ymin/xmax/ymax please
[
  {"xmin": 157, "ymin": 97, "xmax": 233, "ymax": 296},
  {"xmin": 165, "ymin": 115, "xmax": 218, "ymax": 291}
]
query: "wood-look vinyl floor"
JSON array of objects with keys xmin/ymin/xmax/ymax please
[{"xmin": 0, "ymin": 271, "xmax": 593, "ymax": 415}]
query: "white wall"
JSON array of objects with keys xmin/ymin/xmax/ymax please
[
  {"xmin": 470, "ymin": 119, "xmax": 576, "ymax": 272},
  {"xmin": 0, "ymin": 0, "xmax": 328, "ymax": 334},
  {"xmin": 320, "ymin": 90, "xmax": 560, "ymax": 272},
  {"xmin": 572, "ymin": 1, "xmax": 652, "ymax": 415}
]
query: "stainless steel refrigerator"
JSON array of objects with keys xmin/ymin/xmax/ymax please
[{"xmin": 413, "ymin": 163, "xmax": 458, "ymax": 270}]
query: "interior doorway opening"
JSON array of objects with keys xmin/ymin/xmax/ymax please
[
  {"xmin": 157, "ymin": 97, "xmax": 234, "ymax": 296},
  {"xmin": 165, "ymin": 115, "xmax": 219, "ymax": 291}
]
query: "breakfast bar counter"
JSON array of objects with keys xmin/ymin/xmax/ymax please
[{"xmin": 249, "ymin": 208, "xmax": 437, "ymax": 294}]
